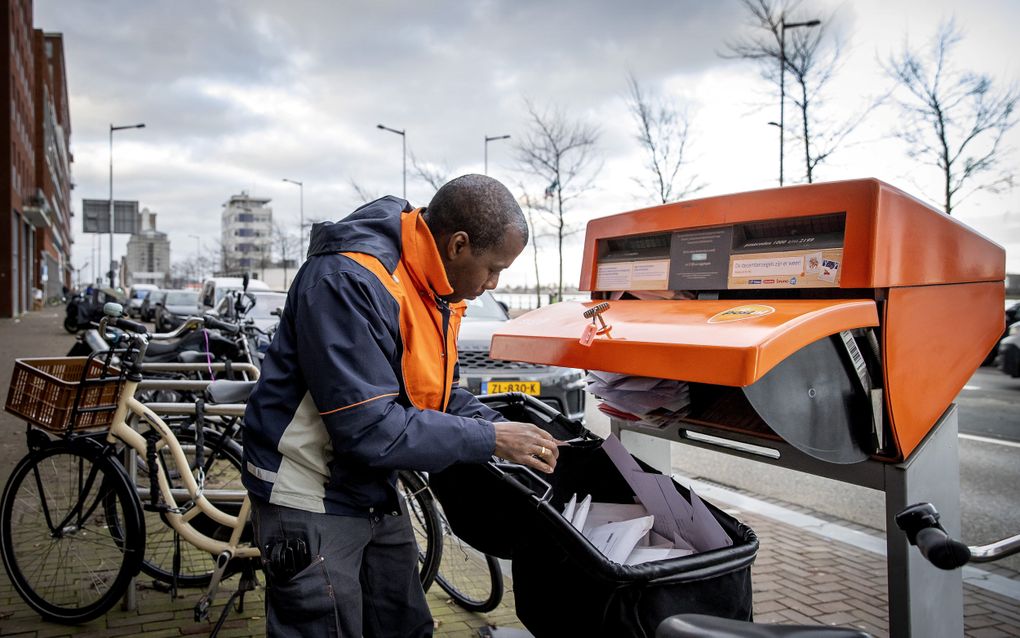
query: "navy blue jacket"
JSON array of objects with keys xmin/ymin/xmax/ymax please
[{"xmin": 242, "ymin": 197, "xmax": 503, "ymax": 516}]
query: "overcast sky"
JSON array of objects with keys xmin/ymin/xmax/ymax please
[{"xmin": 34, "ymin": 0, "xmax": 1020, "ymax": 289}]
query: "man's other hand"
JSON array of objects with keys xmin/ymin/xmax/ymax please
[{"xmin": 492, "ymin": 421, "xmax": 560, "ymax": 474}]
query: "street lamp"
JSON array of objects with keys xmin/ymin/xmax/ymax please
[
  {"xmin": 376, "ymin": 123, "xmax": 406, "ymax": 199},
  {"xmin": 777, "ymin": 18, "xmax": 820, "ymax": 187},
  {"xmin": 484, "ymin": 134, "xmax": 511, "ymax": 175},
  {"xmin": 109, "ymin": 122, "xmax": 145, "ymax": 287},
  {"xmin": 281, "ymin": 178, "xmax": 304, "ymax": 257},
  {"xmin": 188, "ymin": 234, "xmax": 202, "ymax": 282}
]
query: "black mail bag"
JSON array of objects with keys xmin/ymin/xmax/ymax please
[{"xmin": 429, "ymin": 393, "xmax": 758, "ymax": 637}]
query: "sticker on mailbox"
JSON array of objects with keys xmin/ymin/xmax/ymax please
[{"xmin": 707, "ymin": 304, "xmax": 776, "ymax": 323}]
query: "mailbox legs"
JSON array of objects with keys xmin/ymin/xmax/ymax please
[{"xmin": 884, "ymin": 405, "xmax": 963, "ymax": 638}]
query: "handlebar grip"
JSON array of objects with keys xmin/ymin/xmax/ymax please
[
  {"xmin": 915, "ymin": 527, "xmax": 971, "ymax": 570},
  {"xmin": 203, "ymin": 315, "xmax": 240, "ymax": 335},
  {"xmin": 114, "ymin": 317, "xmax": 149, "ymax": 335}
]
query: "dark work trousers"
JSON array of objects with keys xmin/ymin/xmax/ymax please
[{"xmin": 251, "ymin": 496, "xmax": 433, "ymax": 638}]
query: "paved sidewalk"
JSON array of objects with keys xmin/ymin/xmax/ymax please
[{"xmin": 0, "ymin": 310, "xmax": 1017, "ymax": 637}]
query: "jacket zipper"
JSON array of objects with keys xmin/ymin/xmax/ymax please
[{"xmin": 435, "ymin": 294, "xmax": 452, "ymax": 410}]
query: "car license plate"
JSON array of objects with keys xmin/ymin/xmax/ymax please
[{"xmin": 486, "ymin": 381, "xmax": 541, "ymax": 395}]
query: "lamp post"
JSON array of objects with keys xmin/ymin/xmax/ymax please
[
  {"xmin": 281, "ymin": 178, "xmax": 304, "ymax": 257},
  {"xmin": 777, "ymin": 19, "xmax": 820, "ymax": 187},
  {"xmin": 188, "ymin": 234, "xmax": 202, "ymax": 283},
  {"xmin": 376, "ymin": 124, "xmax": 406, "ymax": 199},
  {"xmin": 484, "ymin": 134, "xmax": 511, "ymax": 175},
  {"xmin": 109, "ymin": 122, "xmax": 145, "ymax": 287}
]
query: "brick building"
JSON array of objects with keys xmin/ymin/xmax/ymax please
[{"xmin": 1, "ymin": 0, "xmax": 73, "ymax": 317}]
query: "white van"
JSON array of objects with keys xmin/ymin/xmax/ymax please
[
  {"xmin": 199, "ymin": 277, "xmax": 271, "ymax": 312},
  {"xmin": 127, "ymin": 283, "xmax": 160, "ymax": 317}
]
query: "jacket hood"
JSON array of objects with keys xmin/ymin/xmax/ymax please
[{"xmin": 306, "ymin": 196, "xmax": 412, "ymax": 272}]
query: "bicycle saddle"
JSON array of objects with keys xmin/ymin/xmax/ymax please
[
  {"xmin": 656, "ymin": 614, "xmax": 871, "ymax": 638},
  {"xmin": 204, "ymin": 380, "xmax": 258, "ymax": 404}
]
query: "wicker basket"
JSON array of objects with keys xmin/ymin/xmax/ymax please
[{"xmin": 5, "ymin": 357, "xmax": 123, "ymax": 433}]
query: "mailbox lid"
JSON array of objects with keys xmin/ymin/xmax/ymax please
[{"xmin": 489, "ymin": 299, "xmax": 879, "ymax": 387}]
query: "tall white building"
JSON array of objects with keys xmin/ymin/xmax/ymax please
[
  {"xmin": 124, "ymin": 207, "xmax": 170, "ymax": 286},
  {"xmin": 221, "ymin": 192, "xmax": 272, "ymax": 275}
]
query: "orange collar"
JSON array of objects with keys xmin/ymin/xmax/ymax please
[{"xmin": 400, "ymin": 209, "xmax": 454, "ymax": 298}]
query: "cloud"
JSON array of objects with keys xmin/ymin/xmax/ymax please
[{"xmin": 33, "ymin": 0, "xmax": 1020, "ymax": 285}]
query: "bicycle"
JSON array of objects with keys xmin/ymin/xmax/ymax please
[{"xmin": 0, "ymin": 309, "xmax": 261, "ymax": 627}]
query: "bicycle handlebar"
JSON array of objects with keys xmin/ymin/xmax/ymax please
[
  {"xmin": 896, "ymin": 502, "xmax": 1020, "ymax": 569},
  {"xmin": 113, "ymin": 316, "xmax": 149, "ymax": 336},
  {"xmin": 202, "ymin": 314, "xmax": 241, "ymax": 335},
  {"xmin": 914, "ymin": 527, "xmax": 971, "ymax": 570}
]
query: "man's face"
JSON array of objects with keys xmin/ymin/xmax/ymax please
[{"xmin": 441, "ymin": 229, "xmax": 526, "ymax": 303}]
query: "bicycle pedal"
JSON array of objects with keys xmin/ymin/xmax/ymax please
[{"xmin": 194, "ymin": 596, "xmax": 211, "ymax": 622}]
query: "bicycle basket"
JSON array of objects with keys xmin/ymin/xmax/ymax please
[{"xmin": 5, "ymin": 357, "xmax": 123, "ymax": 433}]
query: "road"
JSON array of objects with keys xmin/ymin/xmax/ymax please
[{"xmin": 583, "ymin": 364, "xmax": 1020, "ymax": 574}]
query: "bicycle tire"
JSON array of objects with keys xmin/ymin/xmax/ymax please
[
  {"xmin": 434, "ymin": 526, "xmax": 505, "ymax": 612},
  {"xmin": 396, "ymin": 470, "xmax": 442, "ymax": 592},
  {"xmin": 0, "ymin": 440, "xmax": 144, "ymax": 624},
  {"xmin": 130, "ymin": 426, "xmax": 245, "ymax": 588}
]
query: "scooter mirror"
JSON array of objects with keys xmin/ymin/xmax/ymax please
[
  {"xmin": 104, "ymin": 302, "xmax": 124, "ymax": 317},
  {"xmin": 242, "ymin": 272, "xmax": 250, "ymax": 292}
]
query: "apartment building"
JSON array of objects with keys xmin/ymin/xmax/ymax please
[
  {"xmin": 221, "ymin": 192, "xmax": 272, "ymax": 275},
  {"xmin": 0, "ymin": 0, "xmax": 73, "ymax": 316},
  {"xmin": 124, "ymin": 208, "xmax": 170, "ymax": 286}
]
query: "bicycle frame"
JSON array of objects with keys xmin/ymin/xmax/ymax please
[{"xmin": 107, "ymin": 363, "xmax": 259, "ymax": 561}]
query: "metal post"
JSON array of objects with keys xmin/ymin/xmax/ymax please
[
  {"xmin": 777, "ymin": 19, "xmax": 820, "ymax": 188},
  {"xmin": 282, "ymin": 178, "xmax": 305, "ymax": 258},
  {"xmin": 779, "ymin": 27, "xmax": 785, "ymax": 187},
  {"xmin": 108, "ymin": 123, "xmax": 145, "ymax": 288},
  {"xmin": 377, "ymin": 124, "xmax": 407, "ymax": 199},
  {"xmin": 884, "ymin": 406, "xmax": 963, "ymax": 637},
  {"xmin": 108, "ymin": 125, "xmax": 113, "ymax": 288},
  {"xmin": 484, "ymin": 134, "xmax": 511, "ymax": 176}
]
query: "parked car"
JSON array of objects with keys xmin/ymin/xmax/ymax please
[
  {"xmin": 139, "ymin": 289, "xmax": 167, "ymax": 322},
  {"xmin": 155, "ymin": 289, "xmax": 200, "ymax": 332},
  {"xmin": 199, "ymin": 276, "xmax": 271, "ymax": 312},
  {"xmin": 212, "ymin": 289, "xmax": 287, "ymax": 333},
  {"xmin": 127, "ymin": 284, "xmax": 159, "ymax": 318},
  {"xmin": 986, "ymin": 299, "xmax": 1020, "ymax": 367},
  {"xmin": 457, "ymin": 292, "xmax": 585, "ymax": 422}
]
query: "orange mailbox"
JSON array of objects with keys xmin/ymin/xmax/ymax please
[
  {"xmin": 492, "ymin": 178, "xmax": 1003, "ymax": 464},
  {"xmin": 490, "ymin": 179, "xmax": 1004, "ymax": 636}
]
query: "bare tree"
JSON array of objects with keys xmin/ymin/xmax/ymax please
[
  {"xmin": 885, "ymin": 21, "xmax": 1018, "ymax": 215},
  {"xmin": 626, "ymin": 74, "xmax": 705, "ymax": 203},
  {"xmin": 348, "ymin": 179, "xmax": 379, "ymax": 207},
  {"xmin": 723, "ymin": 0, "xmax": 876, "ymax": 183},
  {"xmin": 272, "ymin": 222, "xmax": 300, "ymax": 290},
  {"xmin": 409, "ymin": 151, "xmax": 451, "ymax": 193},
  {"xmin": 516, "ymin": 187, "xmax": 551, "ymax": 308},
  {"xmin": 514, "ymin": 99, "xmax": 601, "ymax": 301}
]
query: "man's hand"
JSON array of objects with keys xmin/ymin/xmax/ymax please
[{"xmin": 492, "ymin": 421, "xmax": 560, "ymax": 474}]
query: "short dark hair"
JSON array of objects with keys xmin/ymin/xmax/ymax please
[{"xmin": 424, "ymin": 174, "xmax": 528, "ymax": 253}]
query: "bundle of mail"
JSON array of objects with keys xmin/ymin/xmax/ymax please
[
  {"xmin": 586, "ymin": 370, "xmax": 691, "ymax": 428},
  {"xmin": 560, "ymin": 435, "xmax": 732, "ymax": 566}
]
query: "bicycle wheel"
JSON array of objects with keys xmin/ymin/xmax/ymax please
[
  {"xmin": 0, "ymin": 442, "xmax": 144, "ymax": 624},
  {"xmin": 434, "ymin": 522, "xmax": 505, "ymax": 612},
  {"xmin": 396, "ymin": 470, "xmax": 442, "ymax": 592},
  {"xmin": 131, "ymin": 426, "xmax": 245, "ymax": 588}
]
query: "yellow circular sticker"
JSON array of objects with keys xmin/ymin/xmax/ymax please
[{"xmin": 707, "ymin": 304, "xmax": 776, "ymax": 323}]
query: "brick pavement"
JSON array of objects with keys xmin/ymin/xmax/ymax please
[{"xmin": 0, "ymin": 309, "xmax": 1017, "ymax": 637}]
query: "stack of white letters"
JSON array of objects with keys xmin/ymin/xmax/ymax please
[{"xmin": 561, "ymin": 435, "xmax": 732, "ymax": 566}]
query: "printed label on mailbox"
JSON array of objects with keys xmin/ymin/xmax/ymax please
[{"xmin": 707, "ymin": 304, "xmax": 776, "ymax": 323}]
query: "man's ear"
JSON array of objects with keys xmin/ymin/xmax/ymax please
[{"xmin": 445, "ymin": 231, "xmax": 470, "ymax": 261}]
